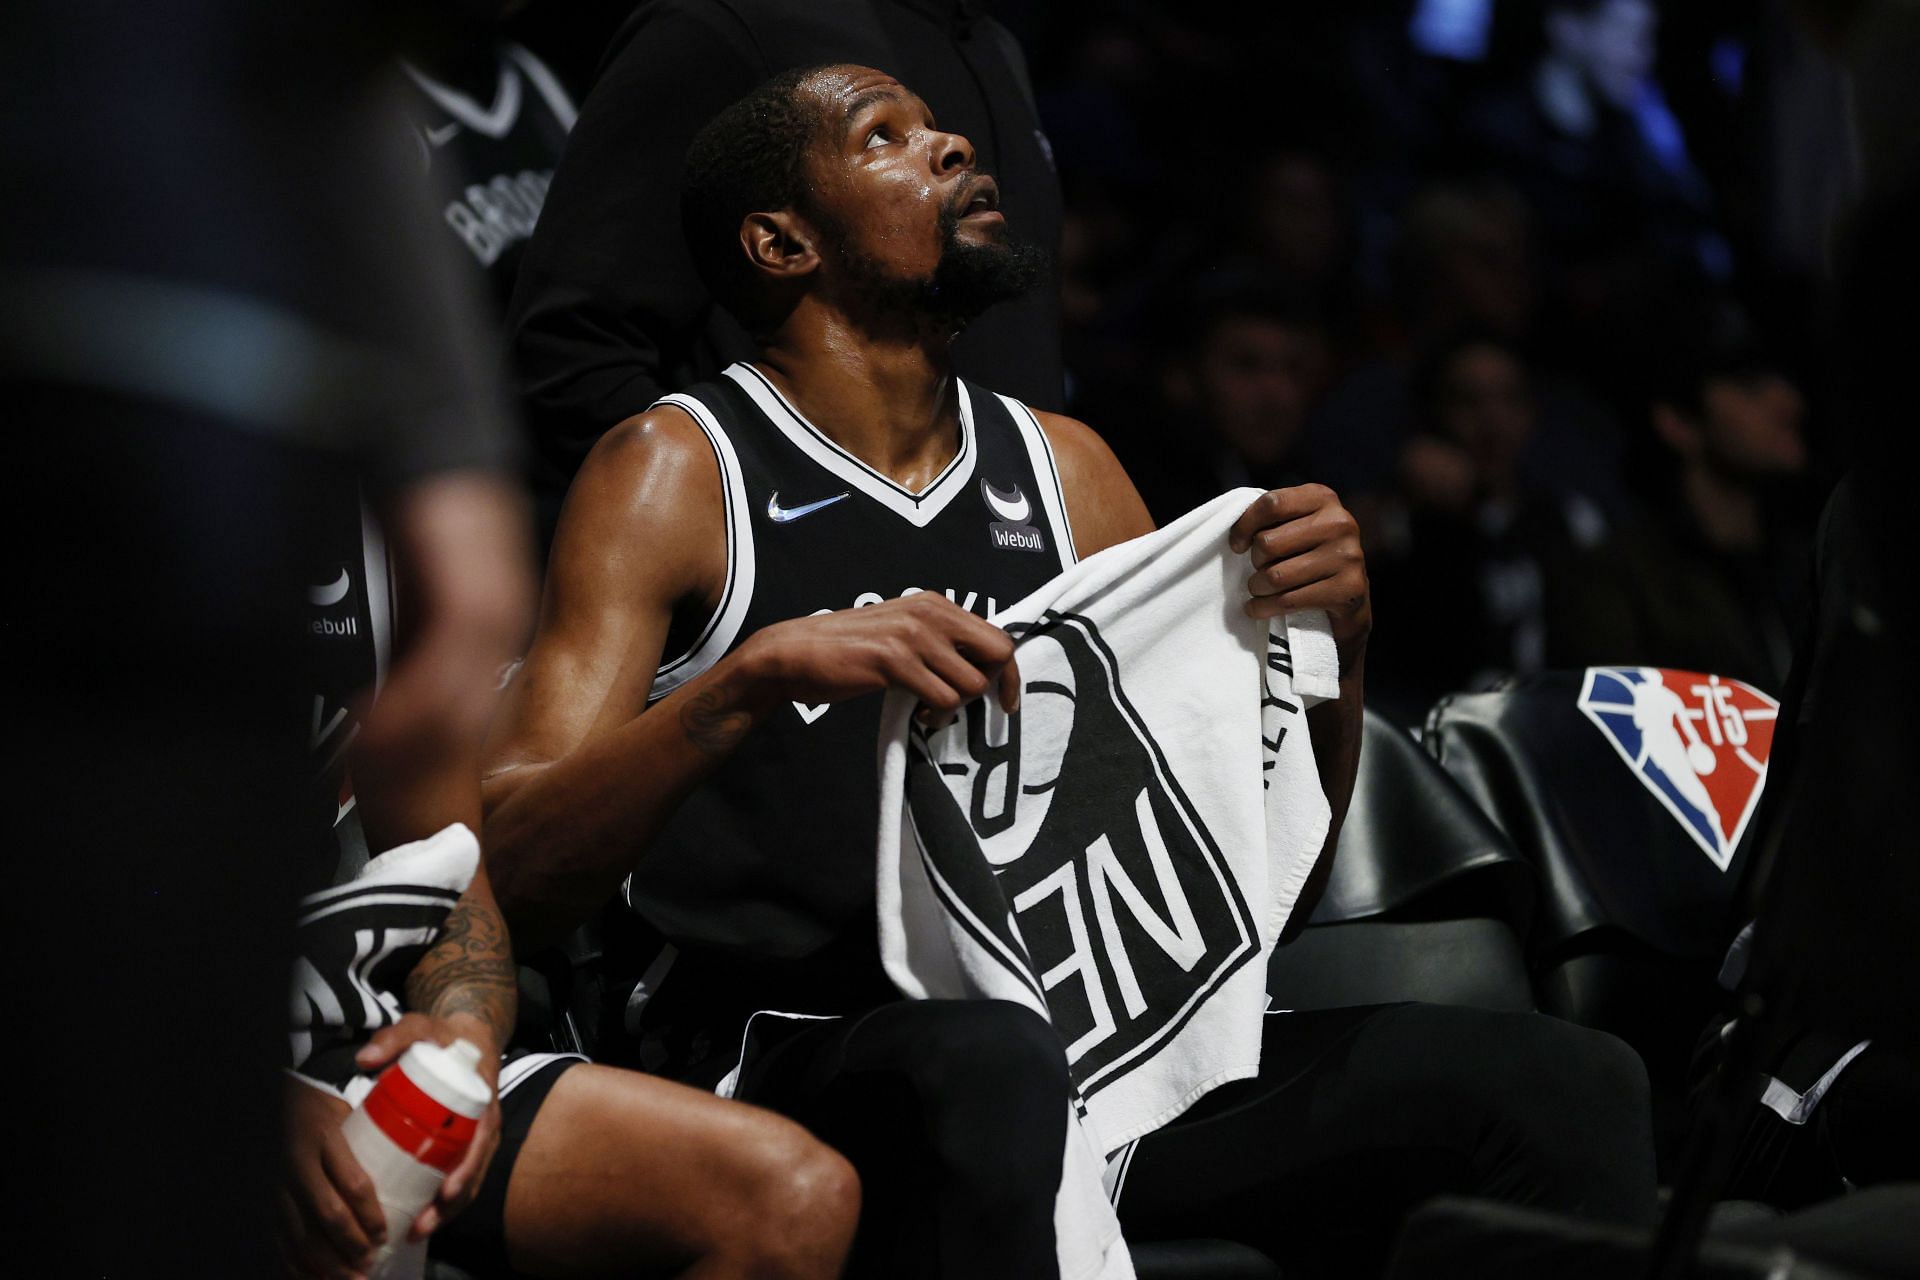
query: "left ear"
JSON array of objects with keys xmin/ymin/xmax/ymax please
[{"xmin": 740, "ymin": 209, "xmax": 820, "ymax": 284}]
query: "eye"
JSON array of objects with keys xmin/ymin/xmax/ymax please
[{"xmin": 863, "ymin": 126, "xmax": 889, "ymax": 149}]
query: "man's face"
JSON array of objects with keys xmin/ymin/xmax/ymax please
[
  {"xmin": 1436, "ymin": 342, "xmax": 1535, "ymax": 481},
  {"xmin": 1193, "ymin": 315, "xmax": 1327, "ymax": 468},
  {"xmin": 1699, "ymin": 371, "xmax": 1806, "ymax": 478},
  {"xmin": 795, "ymin": 67, "xmax": 1044, "ymax": 321}
]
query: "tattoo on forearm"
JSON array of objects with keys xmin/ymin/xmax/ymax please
[
  {"xmin": 680, "ymin": 679, "xmax": 754, "ymax": 756},
  {"xmin": 407, "ymin": 898, "xmax": 516, "ymax": 1043}
]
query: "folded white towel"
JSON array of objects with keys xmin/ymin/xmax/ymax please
[{"xmin": 875, "ymin": 488, "xmax": 1338, "ymax": 1280}]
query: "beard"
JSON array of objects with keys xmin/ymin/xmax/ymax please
[
  {"xmin": 919, "ymin": 200, "xmax": 1050, "ymax": 321},
  {"xmin": 831, "ymin": 189, "xmax": 1049, "ymax": 327}
]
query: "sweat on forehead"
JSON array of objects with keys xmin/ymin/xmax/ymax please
[{"xmin": 801, "ymin": 66, "xmax": 918, "ymax": 126}]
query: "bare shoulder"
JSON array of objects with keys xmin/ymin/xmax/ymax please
[
  {"xmin": 1030, "ymin": 408, "xmax": 1155, "ymax": 556},
  {"xmin": 549, "ymin": 403, "xmax": 727, "ymax": 605}
]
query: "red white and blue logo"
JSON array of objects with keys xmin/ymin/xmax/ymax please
[{"xmin": 1575, "ymin": 667, "xmax": 1780, "ymax": 871}]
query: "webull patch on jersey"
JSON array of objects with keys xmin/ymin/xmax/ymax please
[
  {"xmin": 983, "ymin": 478, "xmax": 1048, "ymax": 553},
  {"xmin": 905, "ymin": 613, "xmax": 1259, "ymax": 1096},
  {"xmin": 1575, "ymin": 666, "xmax": 1780, "ymax": 871}
]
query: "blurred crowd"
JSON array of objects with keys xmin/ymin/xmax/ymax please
[
  {"xmin": 1002, "ymin": 0, "xmax": 1835, "ymax": 722},
  {"xmin": 494, "ymin": 0, "xmax": 1845, "ymax": 724}
]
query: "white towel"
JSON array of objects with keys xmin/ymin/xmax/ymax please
[
  {"xmin": 289, "ymin": 822, "xmax": 479, "ymax": 1086},
  {"xmin": 875, "ymin": 488, "xmax": 1336, "ymax": 1279}
]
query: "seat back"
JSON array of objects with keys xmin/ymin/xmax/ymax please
[
  {"xmin": 1423, "ymin": 669, "xmax": 1783, "ymax": 1150},
  {"xmin": 1424, "ymin": 669, "xmax": 1780, "ymax": 965},
  {"xmin": 1267, "ymin": 709, "xmax": 1536, "ymax": 1013}
]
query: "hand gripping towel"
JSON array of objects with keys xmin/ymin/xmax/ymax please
[{"xmin": 875, "ymin": 488, "xmax": 1337, "ymax": 1279}]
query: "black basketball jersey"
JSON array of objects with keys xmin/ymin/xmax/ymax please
[
  {"xmin": 625, "ymin": 363, "xmax": 1077, "ymax": 975},
  {"xmin": 300, "ymin": 476, "xmax": 394, "ymax": 897},
  {"xmin": 402, "ymin": 43, "xmax": 574, "ymax": 311}
]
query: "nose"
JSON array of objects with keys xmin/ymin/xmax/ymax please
[{"xmin": 934, "ymin": 128, "xmax": 975, "ymax": 175}]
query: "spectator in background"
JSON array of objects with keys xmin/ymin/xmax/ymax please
[
  {"xmin": 1554, "ymin": 306, "xmax": 1810, "ymax": 688},
  {"xmin": 508, "ymin": 0, "xmax": 1065, "ymax": 548},
  {"xmin": 1458, "ymin": 0, "xmax": 1719, "ymax": 281},
  {"xmin": 1307, "ymin": 178, "xmax": 1626, "ymax": 526},
  {"xmin": 1119, "ymin": 276, "xmax": 1331, "ymax": 525},
  {"xmin": 1366, "ymin": 331, "xmax": 1608, "ymax": 721},
  {"xmin": 400, "ymin": 5, "xmax": 578, "ymax": 317}
]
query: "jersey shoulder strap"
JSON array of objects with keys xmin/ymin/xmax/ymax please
[{"xmin": 968, "ymin": 382, "xmax": 1078, "ymax": 571}]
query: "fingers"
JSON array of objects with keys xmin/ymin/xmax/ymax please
[
  {"xmin": 1228, "ymin": 484, "xmax": 1336, "ymax": 553},
  {"xmin": 290, "ymin": 1148, "xmax": 377, "ymax": 1276},
  {"xmin": 355, "ymin": 1013, "xmax": 439, "ymax": 1072},
  {"xmin": 1246, "ymin": 546, "xmax": 1347, "ymax": 599},
  {"xmin": 919, "ymin": 642, "xmax": 995, "ymax": 709},
  {"xmin": 997, "ymin": 653, "xmax": 1022, "ymax": 713},
  {"xmin": 320, "ymin": 1130, "xmax": 389, "ymax": 1248},
  {"xmin": 1244, "ymin": 576, "xmax": 1368, "ymax": 620},
  {"xmin": 431, "ymin": 1104, "xmax": 501, "ymax": 1228}
]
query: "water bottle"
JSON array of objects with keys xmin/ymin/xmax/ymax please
[{"xmin": 338, "ymin": 1038, "xmax": 492, "ymax": 1279}]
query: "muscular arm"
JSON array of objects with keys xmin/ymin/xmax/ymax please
[
  {"xmin": 1038, "ymin": 412, "xmax": 1368, "ymax": 940},
  {"xmin": 482, "ymin": 407, "xmax": 1019, "ymax": 949},
  {"xmin": 480, "ymin": 407, "xmax": 738, "ymax": 948}
]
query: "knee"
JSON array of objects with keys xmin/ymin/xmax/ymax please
[{"xmin": 732, "ymin": 1116, "xmax": 861, "ymax": 1277}]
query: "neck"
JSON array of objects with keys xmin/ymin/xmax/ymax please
[
  {"xmin": 757, "ymin": 303, "xmax": 962, "ymax": 490},
  {"xmin": 1535, "ymin": 58, "xmax": 1598, "ymax": 137},
  {"xmin": 1681, "ymin": 461, "xmax": 1762, "ymax": 552}
]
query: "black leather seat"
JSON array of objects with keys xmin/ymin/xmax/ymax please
[
  {"xmin": 1266, "ymin": 708, "xmax": 1536, "ymax": 1013},
  {"xmin": 1423, "ymin": 670, "xmax": 1778, "ymax": 1151}
]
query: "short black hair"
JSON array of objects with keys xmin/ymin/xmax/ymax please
[{"xmin": 680, "ymin": 66, "xmax": 835, "ymax": 327}]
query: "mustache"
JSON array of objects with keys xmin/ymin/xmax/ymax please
[{"xmin": 939, "ymin": 173, "xmax": 998, "ymax": 232}]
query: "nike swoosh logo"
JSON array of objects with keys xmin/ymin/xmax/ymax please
[
  {"xmin": 308, "ymin": 568, "xmax": 350, "ymax": 607},
  {"xmin": 767, "ymin": 491, "xmax": 850, "ymax": 524},
  {"xmin": 426, "ymin": 122, "xmax": 461, "ymax": 147},
  {"xmin": 982, "ymin": 479, "xmax": 1031, "ymax": 525}
]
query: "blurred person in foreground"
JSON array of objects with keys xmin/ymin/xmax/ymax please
[
  {"xmin": 1555, "ymin": 305, "xmax": 1811, "ymax": 688},
  {"xmin": 1365, "ymin": 331, "xmax": 1609, "ymax": 721},
  {"xmin": 0, "ymin": 2, "xmax": 529, "ymax": 1270},
  {"xmin": 0, "ymin": 5, "xmax": 859, "ymax": 1276},
  {"xmin": 508, "ymin": 0, "xmax": 1066, "ymax": 548},
  {"xmin": 480, "ymin": 62, "xmax": 1656, "ymax": 1277}
]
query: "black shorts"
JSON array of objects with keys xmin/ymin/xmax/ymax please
[{"xmin": 430, "ymin": 1050, "xmax": 584, "ymax": 1277}]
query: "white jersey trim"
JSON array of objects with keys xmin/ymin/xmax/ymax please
[
  {"xmin": 403, "ymin": 54, "xmax": 524, "ymax": 139},
  {"xmin": 505, "ymin": 43, "xmax": 578, "ymax": 130},
  {"xmin": 649, "ymin": 395, "xmax": 757, "ymax": 701},
  {"xmin": 499, "ymin": 1050, "xmax": 587, "ymax": 1097},
  {"xmin": 999, "ymin": 393, "xmax": 1078, "ymax": 570},
  {"xmin": 725, "ymin": 363, "xmax": 978, "ymax": 528}
]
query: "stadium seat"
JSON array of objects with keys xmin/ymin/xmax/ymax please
[
  {"xmin": 1423, "ymin": 669, "xmax": 1778, "ymax": 1153},
  {"xmin": 1266, "ymin": 707, "xmax": 1536, "ymax": 1013}
]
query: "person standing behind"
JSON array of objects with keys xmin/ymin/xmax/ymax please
[
  {"xmin": 401, "ymin": 7, "xmax": 578, "ymax": 317},
  {"xmin": 507, "ymin": 0, "xmax": 1066, "ymax": 545}
]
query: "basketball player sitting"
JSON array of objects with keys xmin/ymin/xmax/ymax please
[{"xmin": 481, "ymin": 65, "xmax": 1657, "ymax": 1276}]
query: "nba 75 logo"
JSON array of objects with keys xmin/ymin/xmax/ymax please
[
  {"xmin": 1576, "ymin": 667, "xmax": 1779, "ymax": 871},
  {"xmin": 904, "ymin": 612, "xmax": 1259, "ymax": 1097}
]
